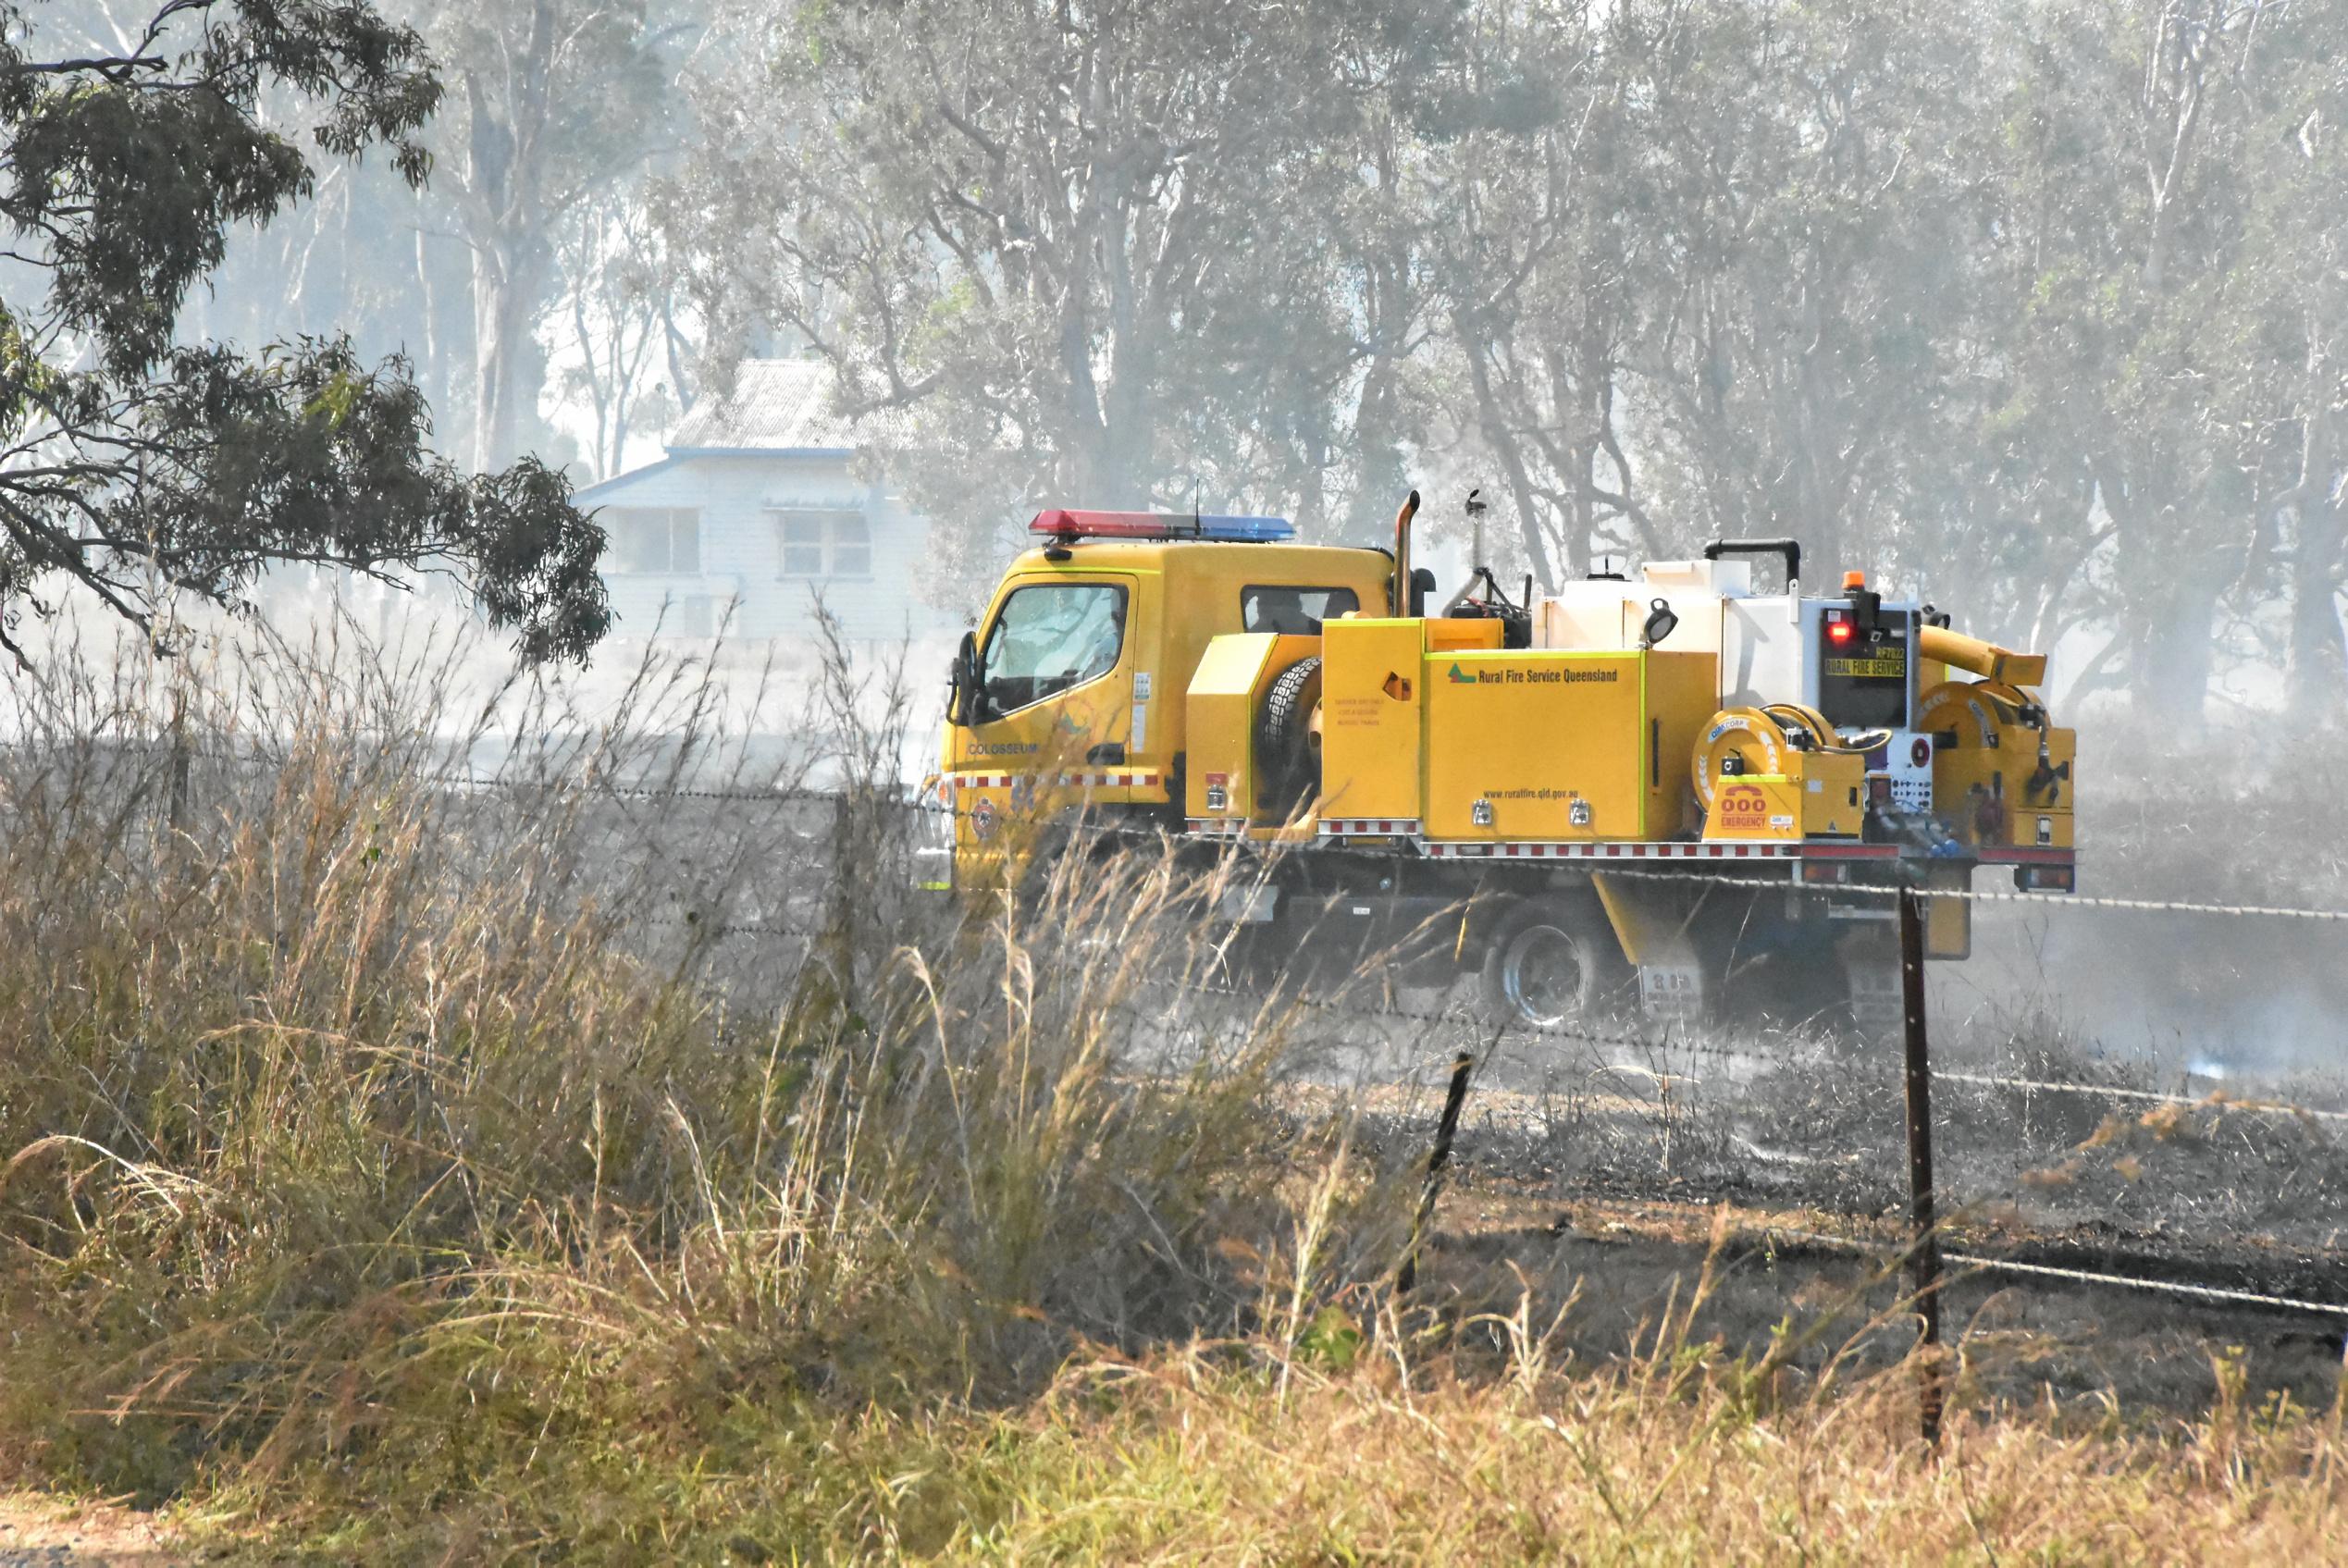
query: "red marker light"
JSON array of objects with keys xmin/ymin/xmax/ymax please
[{"xmin": 1826, "ymin": 620, "xmax": 1855, "ymax": 646}]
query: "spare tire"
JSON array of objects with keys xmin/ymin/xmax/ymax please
[{"xmin": 1254, "ymin": 656, "xmax": 1322, "ymax": 818}]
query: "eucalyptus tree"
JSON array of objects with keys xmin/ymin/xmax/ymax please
[
  {"xmin": 2211, "ymin": 0, "xmax": 2348, "ymax": 722},
  {"xmin": 554, "ymin": 191, "xmax": 692, "ymax": 483},
  {"xmin": 166, "ymin": 0, "xmax": 698, "ymax": 482},
  {"xmin": 1415, "ymin": 0, "xmax": 1626, "ymax": 588},
  {"xmin": 1975, "ymin": 0, "xmax": 2323, "ymax": 722},
  {"xmin": 1616, "ymin": 1, "xmax": 1996, "ymax": 594},
  {"xmin": 665, "ymin": 0, "xmax": 1508, "ymax": 574},
  {"xmin": 0, "ymin": 0, "xmax": 609, "ymax": 663},
  {"xmin": 1426, "ymin": 0, "xmax": 2011, "ymax": 599},
  {"xmin": 414, "ymin": 0, "xmax": 690, "ymax": 472}
]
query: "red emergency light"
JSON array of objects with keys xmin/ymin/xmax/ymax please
[
  {"xmin": 1825, "ymin": 618, "xmax": 1855, "ymax": 647},
  {"xmin": 1029, "ymin": 510, "xmax": 1294, "ymax": 544}
]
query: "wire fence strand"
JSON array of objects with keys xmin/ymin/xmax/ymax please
[
  {"xmin": 1937, "ymin": 1071, "xmax": 2348, "ymax": 1123},
  {"xmin": 363, "ymin": 759, "xmax": 2348, "ymax": 926},
  {"xmin": 1757, "ymin": 1224, "xmax": 2348, "ymax": 1320}
]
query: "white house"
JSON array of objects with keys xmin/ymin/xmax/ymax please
[{"xmin": 576, "ymin": 359, "xmax": 953, "ymax": 647}]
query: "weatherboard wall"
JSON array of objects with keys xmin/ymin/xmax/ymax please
[{"xmin": 577, "ymin": 451, "xmax": 953, "ymax": 646}]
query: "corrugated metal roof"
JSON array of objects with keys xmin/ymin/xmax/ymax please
[{"xmin": 665, "ymin": 358, "xmax": 865, "ymax": 452}]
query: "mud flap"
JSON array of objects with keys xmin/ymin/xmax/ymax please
[
  {"xmin": 1215, "ymin": 880, "xmax": 1280, "ymax": 924},
  {"xmin": 1923, "ymin": 863, "xmax": 1971, "ymax": 960},
  {"xmin": 1839, "ymin": 925, "xmax": 1905, "ymax": 1041},
  {"xmin": 1591, "ymin": 872, "xmax": 1708, "ymax": 1025}
]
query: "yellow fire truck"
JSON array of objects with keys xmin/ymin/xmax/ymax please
[{"xmin": 934, "ymin": 496, "xmax": 2075, "ymax": 1033}]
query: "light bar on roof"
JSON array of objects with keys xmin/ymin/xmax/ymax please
[{"xmin": 1029, "ymin": 509, "xmax": 1294, "ymax": 543}]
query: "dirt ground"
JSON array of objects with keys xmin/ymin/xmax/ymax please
[
  {"xmin": 0, "ymin": 1496, "xmax": 184, "ymax": 1567},
  {"xmin": 1295, "ymin": 1001, "xmax": 2348, "ymax": 1424}
]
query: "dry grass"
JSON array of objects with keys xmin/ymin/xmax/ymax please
[
  {"xmin": 209, "ymin": 1234, "xmax": 2348, "ymax": 1561},
  {"xmin": 0, "ymin": 623, "xmax": 2342, "ymax": 1562},
  {"xmin": 947, "ymin": 1338, "xmax": 2348, "ymax": 1562}
]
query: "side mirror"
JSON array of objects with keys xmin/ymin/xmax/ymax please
[{"xmin": 947, "ymin": 631, "xmax": 983, "ymax": 726}]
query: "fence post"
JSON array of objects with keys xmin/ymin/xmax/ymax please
[
  {"xmin": 1394, "ymin": 1051, "xmax": 1475, "ymax": 1296},
  {"xmin": 1898, "ymin": 887, "xmax": 1946, "ymax": 1448}
]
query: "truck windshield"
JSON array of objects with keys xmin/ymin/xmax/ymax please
[{"xmin": 980, "ymin": 583, "xmax": 1127, "ymax": 713}]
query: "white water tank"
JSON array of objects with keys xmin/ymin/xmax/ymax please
[{"xmin": 1533, "ymin": 558, "xmax": 1752, "ymax": 661}]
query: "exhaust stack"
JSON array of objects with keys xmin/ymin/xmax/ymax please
[{"xmin": 1390, "ymin": 489, "xmax": 1421, "ymax": 616}]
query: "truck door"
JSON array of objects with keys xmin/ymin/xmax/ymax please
[{"xmin": 948, "ymin": 574, "xmax": 1141, "ymax": 880}]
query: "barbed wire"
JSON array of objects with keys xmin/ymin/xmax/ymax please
[
  {"xmin": 1936, "ymin": 1070, "xmax": 2348, "ymax": 1124},
  {"xmin": 91, "ymin": 735, "xmax": 2348, "ymax": 923},
  {"xmin": 580, "ymin": 897, "xmax": 2348, "ymax": 1136},
  {"xmin": 1754, "ymin": 1223, "xmax": 2348, "ymax": 1320},
  {"xmin": 436, "ymin": 772, "xmax": 872, "ymax": 808},
  {"xmin": 300, "ymin": 761, "xmax": 2348, "ymax": 925},
  {"xmin": 1922, "ymin": 885, "xmax": 2348, "ymax": 922},
  {"xmin": 1575, "ymin": 860, "xmax": 2348, "ymax": 922}
]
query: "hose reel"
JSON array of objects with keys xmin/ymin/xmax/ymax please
[
  {"xmin": 1916, "ymin": 679, "xmax": 2033, "ymax": 749},
  {"xmin": 1693, "ymin": 704, "xmax": 1886, "ymax": 833},
  {"xmin": 1690, "ymin": 707, "xmax": 1792, "ymax": 815}
]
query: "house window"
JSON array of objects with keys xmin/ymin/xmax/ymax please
[
  {"xmin": 604, "ymin": 508, "xmax": 700, "ymax": 574},
  {"xmin": 773, "ymin": 510, "xmax": 871, "ymax": 579}
]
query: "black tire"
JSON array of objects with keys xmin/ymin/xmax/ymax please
[
  {"xmin": 1477, "ymin": 895, "xmax": 1635, "ymax": 1035},
  {"xmin": 1254, "ymin": 656, "xmax": 1322, "ymax": 817}
]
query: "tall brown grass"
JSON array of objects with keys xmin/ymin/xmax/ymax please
[
  {"xmin": 0, "ymin": 622, "xmax": 2342, "ymax": 1562},
  {"xmin": 0, "ymin": 622, "xmax": 1406, "ymax": 1535}
]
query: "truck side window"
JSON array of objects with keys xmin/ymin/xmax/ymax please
[
  {"xmin": 1242, "ymin": 586, "xmax": 1358, "ymax": 635},
  {"xmin": 979, "ymin": 584, "xmax": 1127, "ymax": 713}
]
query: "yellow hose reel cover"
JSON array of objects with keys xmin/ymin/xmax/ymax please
[
  {"xmin": 1916, "ymin": 680, "xmax": 2029, "ymax": 750},
  {"xmin": 1691, "ymin": 706, "xmax": 1793, "ymax": 813}
]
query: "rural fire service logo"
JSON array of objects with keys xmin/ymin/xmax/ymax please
[{"xmin": 970, "ymin": 796, "xmax": 998, "ymax": 840}]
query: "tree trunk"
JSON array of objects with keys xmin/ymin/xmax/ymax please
[
  {"xmin": 2131, "ymin": 565, "xmax": 2221, "ymax": 728},
  {"xmin": 1457, "ymin": 320, "xmax": 1559, "ymax": 591},
  {"xmin": 2285, "ymin": 321, "xmax": 2342, "ymax": 724},
  {"xmin": 472, "ymin": 235, "xmax": 550, "ymax": 472},
  {"xmin": 459, "ymin": 0, "xmax": 555, "ymax": 473},
  {"xmin": 2288, "ymin": 497, "xmax": 2346, "ymax": 724},
  {"xmin": 1349, "ymin": 348, "xmax": 1405, "ymax": 542}
]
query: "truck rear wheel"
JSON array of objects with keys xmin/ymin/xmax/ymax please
[{"xmin": 1478, "ymin": 895, "xmax": 1632, "ymax": 1035}]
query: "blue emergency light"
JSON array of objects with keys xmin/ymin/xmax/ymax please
[{"xmin": 1029, "ymin": 509, "xmax": 1295, "ymax": 543}]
